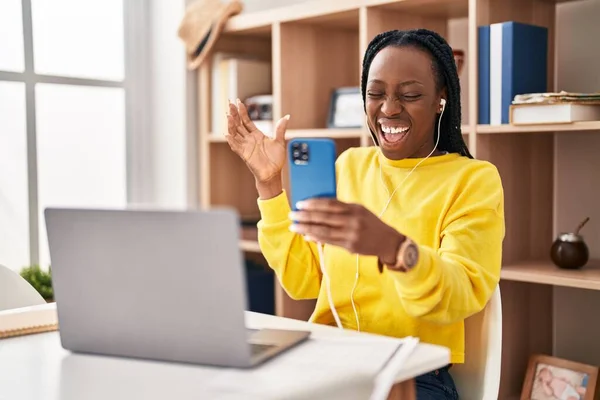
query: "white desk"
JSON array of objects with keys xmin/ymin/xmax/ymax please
[{"xmin": 0, "ymin": 311, "xmax": 450, "ymax": 400}]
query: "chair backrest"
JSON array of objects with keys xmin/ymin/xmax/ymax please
[
  {"xmin": 0, "ymin": 264, "xmax": 46, "ymax": 312},
  {"xmin": 451, "ymin": 285, "xmax": 502, "ymax": 400}
]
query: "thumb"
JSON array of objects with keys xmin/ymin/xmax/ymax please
[{"xmin": 274, "ymin": 114, "xmax": 290, "ymax": 142}]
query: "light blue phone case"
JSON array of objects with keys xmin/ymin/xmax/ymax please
[{"xmin": 287, "ymin": 138, "xmax": 337, "ymax": 211}]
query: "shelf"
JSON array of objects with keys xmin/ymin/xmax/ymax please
[
  {"xmin": 501, "ymin": 259, "xmax": 600, "ymax": 291},
  {"xmin": 477, "ymin": 121, "xmax": 600, "ymax": 135},
  {"xmin": 372, "ymin": 0, "xmax": 467, "ymax": 18},
  {"xmin": 286, "ymin": 129, "xmax": 364, "ymax": 139},
  {"xmin": 207, "ymin": 128, "xmax": 364, "ymax": 142},
  {"xmin": 240, "ymin": 240, "xmax": 262, "ymax": 253},
  {"xmin": 224, "ymin": 0, "xmax": 576, "ymax": 34},
  {"xmin": 225, "ymin": 0, "xmax": 469, "ymax": 33}
]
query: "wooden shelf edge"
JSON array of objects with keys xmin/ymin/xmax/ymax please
[
  {"xmin": 206, "ymin": 128, "xmax": 365, "ymax": 142},
  {"xmin": 286, "ymin": 128, "xmax": 364, "ymax": 139},
  {"xmin": 225, "ymin": 0, "xmax": 465, "ymax": 33},
  {"xmin": 240, "ymin": 240, "xmax": 262, "ymax": 253},
  {"xmin": 477, "ymin": 121, "xmax": 600, "ymax": 135},
  {"xmin": 501, "ymin": 259, "xmax": 600, "ymax": 291}
]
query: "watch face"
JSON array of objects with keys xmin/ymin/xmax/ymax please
[{"xmin": 404, "ymin": 244, "xmax": 419, "ymax": 268}]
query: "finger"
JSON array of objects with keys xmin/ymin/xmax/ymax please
[
  {"xmin": 224, "ymin": 130, "xmax": 243, "ymax": 149},
  {"xmin": 289, "ymin": 211, "xmax": 347, "ymax": 228},
  {"xmin": 226, "ymin": 113, "xmax": 243, "ymax": 138},
  {"xmin": 289, "ymin": 222, "xmax": 347, "ymax": 242},
  {"xmin": 295, "ymin": 198, "xmax": 350, "ymax": 213},
  {"xmin": 224, "ymin": 134, "xmax": 242, "ymax": 155},
  {"xmin": 305, "ymin": 236, "xmax": 349, "ymax": 250},
  {"xmin": 274, "ymin": 115, "xmax": 290, "ymax": 142},
  {"xmin": 236, "ymin": 99, "xmax": 258, "ymax": 132},
  {"xmin": 228, "ymin": 101, "xmax": 246, "ymax": 132}
]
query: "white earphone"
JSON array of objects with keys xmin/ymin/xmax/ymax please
[{"xmin": 440, "ymin": 98, "xmax": 446, "ymax": 112}]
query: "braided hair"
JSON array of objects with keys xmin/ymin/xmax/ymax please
[{"xmin": 361, "ymin": 29, "xmax": 473, "ymax": 159}]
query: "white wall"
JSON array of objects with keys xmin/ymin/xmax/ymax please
[
  {"xmin": 147, "ymin": 0, "xmax": 192, "ymax": 209},
  {"xmin": 553, "ymin": 0, "xmax": 600, "ymax": 366}
]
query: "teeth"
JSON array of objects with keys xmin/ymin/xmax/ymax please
[{"xmin": 380, "ymin": 125, "xmax": 409, "ymax": 134}]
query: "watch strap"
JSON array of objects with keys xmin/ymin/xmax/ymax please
[{"xmin": 389, "ymin": 238, "xmax": 418, "ymax": 272}]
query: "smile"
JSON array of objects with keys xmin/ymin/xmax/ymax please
[
  {"xmin": 380, "ymin": 125, "xmax": 409, "ymax": 134},
  {"xmin": 378, "ymin": 122, "xmax": 410, "ymax": 144}
]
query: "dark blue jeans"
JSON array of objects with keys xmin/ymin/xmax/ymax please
[{"xmin": 415, "ymin": 365, "xmax": 459, "ymax": 400}]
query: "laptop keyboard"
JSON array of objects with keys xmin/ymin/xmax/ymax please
[{"xmin": 250, "ymin": 343, "xmax": 277, "ymax": 356}]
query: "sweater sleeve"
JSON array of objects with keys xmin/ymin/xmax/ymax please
[
  {"xmin": 257, "ymin": 190, "xmax": 322, "ymax": 300},
  {"xmin": 388, "ymin": 163, "xmax": 505, "ymax": 324}
]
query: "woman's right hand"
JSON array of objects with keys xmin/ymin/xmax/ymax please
[{"xmin": 225, "ymin": 99, "xmax": 290, "ymax": 185}]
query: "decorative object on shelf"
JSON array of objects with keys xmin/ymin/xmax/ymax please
[
  {"xmin": 452, "ymin": 49, "xmax": 465, "ymax": 76},
  {"xmin": 19, "ymin": 265, "xmax": 53, "ymax": 302},
  {"xmin": 478, "ymin": 21, "xmax": 548, "ymax": 125},
  {"xmin": 245, "ymin": 95, "xmax": 273, "ymax": 121},
  {"xmin": 550, "ymin": 217, "xmax": 590, "ymax": 270},
  {"xmin": 327, "ymin": 87, "xmax": 363, "ymax": 129},
  {"xmin": 520, "ymin": 354, "xmax": 599, "ymax": 400},
  {"xmin": 245, "ymin": 94, "xmax": 274, "ymax": 137},
  {"xmin": 177, "ymin": 0, "xmax": 243, "ymax": 70}
]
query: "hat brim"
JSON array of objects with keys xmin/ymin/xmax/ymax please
[{"xmin": 185, "ymin": 1, "xmax": 243, "ymax": 70}]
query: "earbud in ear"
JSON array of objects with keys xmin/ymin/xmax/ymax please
[{"xmin": 440, "ymin": 98, "xmax": 446, "ymax": 110}]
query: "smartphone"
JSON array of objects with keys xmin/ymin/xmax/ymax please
[{"xmin": 287, "ymin": 138, "xmax": 337, "ymax": 211}]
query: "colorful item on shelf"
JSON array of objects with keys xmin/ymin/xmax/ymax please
[
  {"xmin": 550, "ymin": 217, "xmax": 590, "ymax": 270},
  {"xmin": 520, "ymin": 354, "xmax": 599, "ymax": 400},
  {"xmin": 478, "ymin": 21, "xmax": 548, "ymax": 125},
  {"xmin": 177, "ymin": 0, "xmax": 243, "ymax": 70},
  {"xmin": 327, "ymin": 87, "xmax": 363, "ymax": 129},
  {"xmin": 245, "ymin": 95, "xmax": 273, "ymax": 121}
]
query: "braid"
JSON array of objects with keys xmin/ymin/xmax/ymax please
[{"xmin": 360, "ymin": 29, "xmax": 473, "ymax": 159}]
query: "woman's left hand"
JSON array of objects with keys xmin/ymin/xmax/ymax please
[{"xmin": 289, "ymin": 198, "xmax": 405, "ymax": 264}]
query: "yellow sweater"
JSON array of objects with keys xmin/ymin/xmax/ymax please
[{"xmin": 257, "ymin": 147, "xmax": 505, "ymax": 363}]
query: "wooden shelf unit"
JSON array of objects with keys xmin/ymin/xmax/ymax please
[
  {"xmin": 196, "ymin": 0, "xmax": 600, "ymax": 398},
  {"xmin": 501, "ymin": 259, "xmax": 600, "ymax": 291}
]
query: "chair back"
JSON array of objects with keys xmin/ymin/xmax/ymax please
[
  {"xmin": 0, "ymin": 264, "xmax": 46, "ymax": 311},
  {"xmin": 452, "ymin": 285, "xmax": 502, "ymax": 400}
]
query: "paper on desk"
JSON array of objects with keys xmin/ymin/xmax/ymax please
[
  {"xmin": 369, "ymin": 336, "xmax": 420, "ymax": 400},
  {"xmin": 205, "ymin": 335, "xmax": 418, "ymax": 400}
]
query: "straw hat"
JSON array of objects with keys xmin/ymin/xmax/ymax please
[{"xmin": 178, "ymin": 0, "xmax": 243, "ymax": 70}]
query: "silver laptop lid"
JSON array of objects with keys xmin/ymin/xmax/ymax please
[{"xmin": 44, "ymin": 207, "xmax": 253, "ymax": 367}]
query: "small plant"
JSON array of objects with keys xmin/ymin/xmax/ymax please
[{"xmin": 20, "ymin": 265, "xmax": 53, "ymax": 301}]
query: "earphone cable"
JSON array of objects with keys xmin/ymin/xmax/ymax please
[{"xmin": 317, "ymin": 100, "xmax": 445, "ymax": 332}]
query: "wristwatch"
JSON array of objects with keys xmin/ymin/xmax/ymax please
[{"xmin": 387, "ymin": 237, "xmax": 419, "ymax": 273}]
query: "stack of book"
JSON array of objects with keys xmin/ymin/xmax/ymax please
[
  {"xmin": 478, "ymin": 21, "xmax": 548, "ymax": 125},
  {"xmin": 510, "ymin": 91, "xmax": 600, "ymax": 125}
]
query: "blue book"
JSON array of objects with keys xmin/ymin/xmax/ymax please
[
  {"xmin": 478, "ymin": 26, "xmax": 491, "ymax": 124},
  {"xmin": 478, "ymin": 21, "xmax": 548, "ymax": 125}
]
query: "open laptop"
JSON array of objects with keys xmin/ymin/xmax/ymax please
[{"xmin": 44, "ymin": 207, "xmax": 310, "ymax": 368}]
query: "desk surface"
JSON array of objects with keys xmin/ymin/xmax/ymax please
[{"xmin": 0, "ymin": 311, "xmax": 450, "ymax": 400}]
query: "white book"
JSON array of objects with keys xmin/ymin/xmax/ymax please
[
  {"xmin": 510, "ymin": 103, "xmax": 600, "ymax": 125},
  {"xmin": 211, "ymin": 55, "xmax": 271, "ymax": 137}
]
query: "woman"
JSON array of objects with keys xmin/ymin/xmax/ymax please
[{"xmin": 225, "ymin": 28, "xmax": 505, "ymax": 399}]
